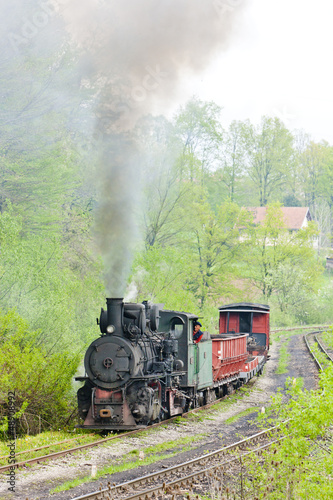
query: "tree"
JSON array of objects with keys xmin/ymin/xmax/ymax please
[
  {"xmin": 299, "ymin": 140, "xmax": 331, "ymax": 207},
  {"xmin": 173, "ymin": 96, "xmax": 223, "ymax": 184},
  {"xmin": 0, "ymin": 309, "xmax": 80, "ymax": 434},
  {"xmin": 185, "ymin": 200, "xmax": 250, "ymax": 308},
  {"xmin": 244, "ymin": 203, "xmax": 322, "ymax": 312},
  {"xmin": 220, "ymin": 120, "xmax": 246, "ymax": 202},
  {"xmin": 135, "ymin": 115, "xmax": 194, "ymax": 248},
  {"xmin": 129, "ymin": 244, "xmax": 197, "ymax": 313},
  {"xmin": 0, "ymin": 203, "xmax": 104, "ymax": 349},
  {"xmin": 241, "ymin": 116, "xmax": 294, "ymax": 206}
]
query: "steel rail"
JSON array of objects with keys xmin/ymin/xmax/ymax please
[
  {"xmin": 0, "ymin": 393, "xmax": 231, "ymax": 474},
  {"xmin": 0, "ymin": 434, "xmax": 96, "ymax": 461},
  {"xmin": 3, "ymin": 325, "xmax": 318, "ymax": 472},
  {"xmin": 271, "ymin": 324, "xmax": 329, "ymax": 333},
  {"xmin": 304, "ymin": 331, "xmax": 324, "ymax": 371},
  {"xmin": 71, "ymin": 426, "xmax": 281, "ymax": 500},
  {"xmin": 314, "ymin": 333, "xmax": 333, "ymax": 363},
  {"xmin": 119, "ymin": 437, "xmax": 287, "ymax": 500},
  {"xmin": 71, "ymin": 329, "xmax": 333, "ymax": 500}
]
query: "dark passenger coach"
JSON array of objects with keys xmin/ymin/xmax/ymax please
[{"xmin": 218, "ymin": 303, "xmax": 270, "ymax": 358}]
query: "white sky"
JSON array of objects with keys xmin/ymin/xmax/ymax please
[{"xmin": 177, "ymin": 0, "xmax": 333, "ymax": 143}]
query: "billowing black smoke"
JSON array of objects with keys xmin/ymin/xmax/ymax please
[{"xmin": 58, "ymin": 0, "xmax": 247, "ymax": 296}]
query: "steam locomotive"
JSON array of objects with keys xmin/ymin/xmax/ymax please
[{"xmin": 76, "ymin": 298, "xmax": 269, "ymax": 430}]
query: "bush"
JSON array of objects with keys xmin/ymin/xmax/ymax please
[{"xmin": 0, "ymin": 309, "xmax": 80, "ymax": 436}]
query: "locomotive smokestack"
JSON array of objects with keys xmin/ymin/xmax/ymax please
[{"xmin": 106, "ymin": 298, "xmax": 124, "ymax": 333}]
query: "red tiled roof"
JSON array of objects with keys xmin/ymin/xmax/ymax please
[{"xmin": 247, "ymin": 207, "xmax": 311, "ymax": 230}]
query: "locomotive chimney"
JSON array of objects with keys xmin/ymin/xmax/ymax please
[{"xmin": 106, "ymin": 298, "xmax": 123, "ymax": 333}]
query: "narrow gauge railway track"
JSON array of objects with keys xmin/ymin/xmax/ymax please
[
  {"xmin": 315, "ymin": 332, "xmax": 333, "ymax": 363},
  {"xmin": 304, "ymin": 330, "xmax": 333, "ymax": 370},
  {"xmin": 70, "ymin": 329, "xmax": 333, "ymax": 500},
  {"xmin": 271, "ymin": 324, "xmax": 329, "ymax": 333},
  {"xmin": 0, "ymin": 394, "xmax": 233, "ymax": 474},
  {"xmin": 4, "ymin": 326, "xmax": 330, "ymax": 488},
  {"xmin": 0, "ymin": 434, "xmax": 96, "ymax": 462},
  {"xmin": 71, "ymin": 427, "xmax": 284, "ymax": 500}
]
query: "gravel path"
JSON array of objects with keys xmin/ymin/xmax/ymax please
[{"xmin": 0, "ymin": 333, "xmax": 319, "ymax": 500}]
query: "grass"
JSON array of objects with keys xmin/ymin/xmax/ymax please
[
  {"xmin": 321, "ymin": 328, "xmax": 333, "ymax": 349},
  {"xmin": 272, "ymin": 328, "xmax": 302, "ymax": 375},
  {"xmin": 224, "ymin": 406, "xmax": 261, "ymax": 425},
  {"xmin": 50, "ymin": 433, "xmax": 206, "ymax": 494},
  {"xmin": 0, "ymin": 376, "xmax": 258, "ymax": 469},
  {"xmin": 0, "ymin": 430, "xmax": 107, "ymax": 466},
  {"xmin": 275, "ymin": 339, "xmax": 290, "ymax": 374}
]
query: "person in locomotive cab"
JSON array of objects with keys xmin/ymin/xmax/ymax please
[{"xmin": 193, "ymin": 321, "xmax": 204, "ymax": 343}]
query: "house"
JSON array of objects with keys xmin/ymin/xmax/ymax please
[
  {"xmin": 247, "ymin": 207, "xmax": 312, "ymax": 231},
  {"xmin": 245, "ymin": 206, "xmax": 318, "ymax": 248}
]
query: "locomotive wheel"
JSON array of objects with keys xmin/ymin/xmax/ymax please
[
  {"xmin": 204, "ymin": 389, "xmax": 216, "ymax": 405},
  {"xmin": 226, "ymin": 383, "xmax": 234, "ymax": 395}
]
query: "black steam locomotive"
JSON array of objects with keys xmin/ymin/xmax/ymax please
[
  {"xmin": 76, "ymin": 298, "xmax": 191, "ymax": 430},
  {"xmin": 76, "ymin": 298, "xmax": 269, "ymax": 430}
]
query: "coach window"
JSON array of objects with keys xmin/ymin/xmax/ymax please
[{"xmin": 239, "ymin": 312, "xmax": 252, "ymax": 333}]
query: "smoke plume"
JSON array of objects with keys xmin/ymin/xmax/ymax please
[{"xmin": 58, "ymin": 0, "xmax": 246, "ymax": 296}]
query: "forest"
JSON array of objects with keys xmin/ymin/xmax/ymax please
[{"xmin": 1, "ymin": 3, "xmax": 333, "ymax": 432}]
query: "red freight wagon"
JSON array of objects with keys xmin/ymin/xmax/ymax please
[
  {"xmin": 239, "ymin": 356, "xmax": 265, "ymax": 383},
  {"xmin": 218, "ymin": 303, "xmax": 270, "ymax": 358},
  {"xmin": 211, "ymin": 333, "xmax": 248, "ymax": 381}
]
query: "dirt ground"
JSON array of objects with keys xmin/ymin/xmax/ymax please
[{"xmin": 0, "ymin": 333, "xmax": 319, "ymax": 500}]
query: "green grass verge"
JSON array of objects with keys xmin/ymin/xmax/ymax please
[
  {"xmin": 275, "ymin": 339, "xmax": 290, "ymax": 374},
  {"xmin": 0, "ymin": 430, "xmax": 103, "ymax": 466}
]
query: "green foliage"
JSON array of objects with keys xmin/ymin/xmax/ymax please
[
  {"xmin": 131, "ymin": 199, "xmax": 252, "ymax": 323},
  {"xmin": 0, "ymin": 200, "xmax": 104, "ymax": 347},
  {"xmin": 0, "ymin": 309, "xmax": 80, "ymax": 435},
  {"xmin": 243, "ymin": 367, "xmax": 333, "ymax": 499},
  {"xmin": 130, "ymin": 244, "xmax": 198, "ymax": 312},
  {"xmin": 243, "ymin": 203, "xmax": 323, "ymax": 322},
  {"xmin": 275, "ymin": 339, "xmax": 290, "ymax": 374},
  {"xmin": 133, "ymin": 103, "xmax": 333, "ymax": 327},
  {"xmin": 186, "ymin": 199, "xmax": 251, "ymax": 308},
  {"xmin": 241, "ymin": 116, "xmax": 295, "ymax": 206}
]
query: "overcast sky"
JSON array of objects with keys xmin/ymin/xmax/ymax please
[{"xmin": 173, "ymin": 0, "xmax": 333, "ymax": 143}]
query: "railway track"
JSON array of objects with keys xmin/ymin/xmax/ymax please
[
  {"xmin": 1, "ymin": 326, "xmax": 329, "ymax": 477},
  {"xmin": 69, "ymin": 327, "xmax": 333, "ymax": 500},
  {"xmin": 315, "ymin": 331, "xmax": 333, "ymax": 364},
  {"xmin": 70, "ymin": 426, "xmax": 285, "ymax": 500},
  {"xmin": 0, "ymin": 327, "xmax": 332, "ymax": 498},
  {"xmin": 304, "ymin": 330, "xmax": 333, "ymax": 370},
  {"xmin": 0, "ymin": 394, "xmax": 234, "ymax": 474},
  {"xmin": 270, "ymin": 324, "xmax": 330, "ymax": 333}
]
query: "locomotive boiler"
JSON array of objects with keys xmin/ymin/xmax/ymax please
[{"xmin": 76, "ymin": 298, "xmax": 269, "ymax": 430}]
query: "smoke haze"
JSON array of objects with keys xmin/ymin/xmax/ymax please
[
  {"xmin": 57, "ymin": 0, "xmax": 247, "ymax": 296},
  {"xmin": 59, "ymin": 0, "xmax": 246, "ymax": 126},
  {"xmin": 4, "ymin": 0, "xmax": 246, "ymax": 296}
]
